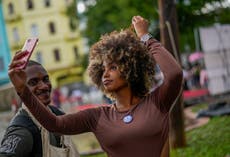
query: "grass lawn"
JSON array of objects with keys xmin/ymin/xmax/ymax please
[
  {"xmin": 171, "ymin": 115, "xmax": 230, "ymax": 157},
  {"xmin": 84, "ymin": 154, "xmax": 107, "ymax": 157},
  {"xmin": 72, "ymin": 132, "xmax": 106, "ymax": 157},
  {"xmin": 72, "ymin": 132, "xmax": 101, "ymax": 152},
  {"xmin": 190, "ymin": 103, "xmax": 208, "ymax": 112}
]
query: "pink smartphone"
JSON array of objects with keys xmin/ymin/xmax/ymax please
[{"xmin": 18, "ymin": 38, "xmax": 39, "ymax": 69}]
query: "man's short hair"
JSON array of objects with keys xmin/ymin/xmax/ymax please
[{"xmin": 27, "ymin": 60, "xmax": 42, "ymax": 67}]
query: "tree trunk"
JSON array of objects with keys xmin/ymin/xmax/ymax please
[{"xmin": 158, "ymin": 0, "xmax": 186, "ymax": 148}]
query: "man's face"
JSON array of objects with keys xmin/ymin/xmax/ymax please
[{"xmin": 25, "ymin": 64, "xmax": 52, "ymax": 106}]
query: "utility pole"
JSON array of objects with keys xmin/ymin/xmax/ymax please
[{"xmin": 158, "ymin": 0, "xmax": 186, "ymax": 148}]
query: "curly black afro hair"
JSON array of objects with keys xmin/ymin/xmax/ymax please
[{"xmin": 87, "ymin": 29, "xmax": 157, "ymax": 99}]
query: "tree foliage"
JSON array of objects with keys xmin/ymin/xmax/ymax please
[
  {"xmin": 74, "ymin": 0, "xmax": 230, "ymax": 52},
  {"xmin": 176, "ymin": 0, "xmax": 230, "ymax": 51},
  {"xmin": 78, "ymin": 0, "xmax": 159, "ymax": 46}
]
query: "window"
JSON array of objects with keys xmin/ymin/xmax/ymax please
[
  {"xmin": 69, "ymin": 18, "xmax": 77, "ymax": 31},
  {"xmin": 65, "ymin": 0, "xmax": 71, "ymax": 6},
  {"xmin": 31, "ymin": 24, "xmax": 39, "ymax": 37},
  {"xmin": 44, "ymin": 0, "xmax": 51, "ymax": 7},
  {"xmin": 49, "ymin": 22, "xmax": 56, "ymax": 34},
  {"xmin": 12, "ymin": 27, "xmax": 20, "ymax": 42},
  {"xmin": 53, "ymin": 49, "xmax": 60, "ymax": 61},
  {"xmin": 0, "ymin": 57, "xmax": 4, "ymax": 72},
  {"xmin": 27, "ymin": 0, "xmax": 34, "ymax": 10},
  {"xmin": 73, "ymin": 46, "xmax": 79, "ymax": 59},
  {"xmin": 8, "ymin": 3, "xmax": 14, "ymax": 15},
  {"xmin": 36, "ymin": 51, "xmax": 43, "ymax": 64}
]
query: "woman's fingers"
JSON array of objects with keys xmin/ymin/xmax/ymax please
[
  {"xmin": 132, "ymin": 15, "xmax": 149, "ymax": 38},
  {"xmin": 14, "ymin": 50, "xmax": 27, "ymax": 60},
  {"xmin": 8, "ymin": 60, "xmax": 25, "ymax": 69},
  {"xmin": 8, "ymin": 50, "xmax": 26, "ymax": 69},
  {"xmin": 132, "ymin": 15, "xmax": 148, "ymax": 22}
]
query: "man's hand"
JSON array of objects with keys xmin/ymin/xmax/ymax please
[
  {"xmin": 132, "ymin": 15, "xmax": 149, "ymax": 38},
  {"xmin": 8, "ymin": 51, "xmax": 27, "ymax": 94}
]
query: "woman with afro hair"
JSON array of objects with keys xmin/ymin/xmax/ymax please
[{"xmin": 8, "ymin": 15, "xmax": 183, "ymax": 157}]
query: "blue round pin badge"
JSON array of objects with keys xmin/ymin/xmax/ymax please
[{"xmin": 123, "ymin": 115, "xmax": 133, "ymax": 124}]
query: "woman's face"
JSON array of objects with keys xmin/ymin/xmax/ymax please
[{"xmin": 102, "ymin": 61, "xmax": 128, "ymax": 93}]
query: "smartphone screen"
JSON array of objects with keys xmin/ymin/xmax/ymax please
[{"xmin": 18, "ymin": 38, "xmax": 39, "ymax": 69}]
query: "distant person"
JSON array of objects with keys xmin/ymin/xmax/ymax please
[
  {"xmin": 102, "ymin": 94, "xmax": 113, "ymax": 104},
  {"xmin": 0, "ymin": 60, "xmax": 79, "ymax": 157},
  {"xmin": 8, "ymin": 16, "xmax": 182, "ymax": 157},
  {"xmin": 191, "ymin": 63, "xmax": 201, "ymax": 89},
  {"xmin": 10, "ymin": 98, "xmax": 20, "ymax": 115},
  {"xmin": 52, "ymin": 87, "xmax": 62, "ymax": 108},
  {"xmin": 200, "ymin": 68, "xmax": 208, "ymax": 89},
  {"xmin": 70, "ymin": 89, "xmax": 83, "ymax": 105},
  {"xmin": 182, "ymin": 65, "xmax": 192, "ymax": 90}
]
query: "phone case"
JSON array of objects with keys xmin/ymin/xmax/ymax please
[{"xmin": 18, "ymin": 38, "xmax": 38, "ymax": 69}]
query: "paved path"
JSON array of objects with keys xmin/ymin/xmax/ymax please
[{"xmin": 184, "ymin": 107, "xmax": 209, "ymax": 131}]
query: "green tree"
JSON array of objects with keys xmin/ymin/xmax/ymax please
[
  {"xmin": 79, "ymin": 0, "xmax": 159, "ymax": 46},
  {"xmin": 176, "ymin": 0, "xmax": 230, "ymax": 51}
]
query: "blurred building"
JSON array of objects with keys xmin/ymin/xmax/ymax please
[
  {"xmin": 199, "ymin": 24, "xmax": 230, "ymax": 95},
  {"xmin": 0, "ymin": 2, "xmax": 11, "ymax": 85},
  {"xmin": 2, "ymin": 0, "xmax": 85, "ymax": 87}
]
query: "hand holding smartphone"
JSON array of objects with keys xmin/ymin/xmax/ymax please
[{"xmin": 17, "ymin": 38, "xmax": 39, "ymax": 69}]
